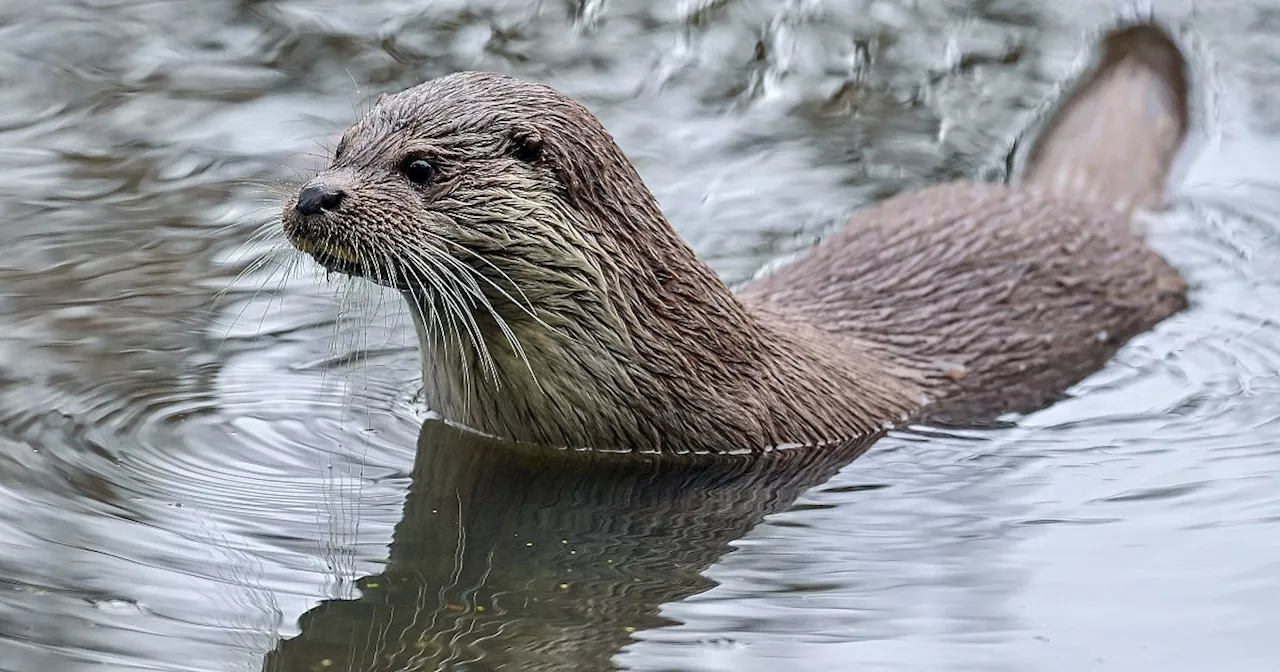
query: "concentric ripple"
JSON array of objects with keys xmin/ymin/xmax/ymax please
[{"xmin": 0, "ymin": 274, "xmax": 424, "ymax": 669}]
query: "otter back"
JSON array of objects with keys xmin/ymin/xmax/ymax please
[{"xmin": 741, "ymin": 182, "xmax": 1188, "ymax": 423}]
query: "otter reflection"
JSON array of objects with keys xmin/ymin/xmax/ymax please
[{"xmin": 264, "ymin": 420, "xmax": 879, "ymax": 671}]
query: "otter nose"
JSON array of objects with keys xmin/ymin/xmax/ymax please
[{"xmin": 295, "ymin": 182, "xmax": 346, "ymax": 216}]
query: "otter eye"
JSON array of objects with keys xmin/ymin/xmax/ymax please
[{"xmin": 400, "ymin": 157, "xmax": 436, "ymax": 185}]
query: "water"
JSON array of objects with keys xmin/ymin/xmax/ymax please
[{"xmin": 1, "ymin": 0, "xmax": 1278, "ymax": 670}]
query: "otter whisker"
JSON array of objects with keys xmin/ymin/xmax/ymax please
[
  {"xmin": 213, "ymin": 235, "xmax": 286, "ymax": 311},
  {"xmin": 422, "ymin": 258, "xmax": 517, "ymax": 392},
  {"xmin": 229, "ymin": 177, "xmax": 297, "ymax": 199},
  {"xmin": 391, "ymin": 236, "xmax": 544, "ymax": 393},
  {"xmin": 241, "ymin": 222, "xmax": 288, "ymax": 249},
  {"xmin": 416, "ymin": 229, "xmax": 541, "ymax": 321},
  {"xmin": 438, "ymin": 267, "xmax": 503, "ymax": 412},
  {"xmin": 413, "ymin": 264, "xmax": 472, "ymax": 415},
  {"xmin": 363, "ymin": 242, "xmax": 392, "ymax": 290},
  {"xmin": 402, "ymin": 240, "xmax": 540, "ymax": 390},
  {"xmin": 408, "ymin": 240, "xmax": 541, "ymax": 342},
  {"xmin": 209, "ymin": 211, "xmax": 292, "ymax": 307},
  {"xmin": 206, "ymin": 190, "xmax": 302, "ymax": 348},
  {"xmin": 406, "ymin": 237, "xmax": 523, "ymax": 312},
  {"xmin": 414, "ymin": 279, "xmax": 447, "ymax": 363},
  {"xmin": 398, "ymin": 228, "xmax": 566, "ymax": 360},
  {"xmin": 420, "ymin": 240, "xmax": 579, "ymax": 360},
  {"xmin": 204, "ymin": 203, "xmax": 286, "ymax": 242},
  {"xmin": 213, "ymin": 235, "xmax": 303, "ymax": 362},
  {"xmin": 424, "ymin": 252, "xmax": 502, "ymax": 395},
  {"xmin": 316, "ymin": 222, "xmax": 365, "ymax": 401},
  {"xmin": 396, "ymin": 248, "xmax": 487, "ymax": 416}
]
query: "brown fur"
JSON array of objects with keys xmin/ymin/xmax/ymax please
[{"xmin": 281, "ymin": 22, "xmax": 1191, "ymax": 454}]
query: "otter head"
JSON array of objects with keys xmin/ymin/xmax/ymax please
[
  {"xmin": 281, "ymin": 71, "xmax": 773, "ymax": 451},
  {"xmin": 282, "ymin": 71, "xmax": 683, "ymax": 324}
]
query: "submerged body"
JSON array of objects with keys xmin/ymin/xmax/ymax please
[{"xmin": 282, "ymin": 23, "xmax": 1191, "ymax": 454}]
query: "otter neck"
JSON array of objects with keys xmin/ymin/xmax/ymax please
[{"xmin": 400, "ymin": 206, "xmax": 926, "ymax": 453}]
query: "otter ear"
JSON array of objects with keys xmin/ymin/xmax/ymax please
[{"xmin": 509, "ymin": 124, "xmax": 544, "ymax": 163}]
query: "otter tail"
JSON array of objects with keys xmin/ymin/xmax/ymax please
[{"xmin": 1021, "ymin": 22, "xmax": 1190, "ymax": 214}]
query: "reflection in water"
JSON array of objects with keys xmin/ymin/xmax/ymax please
[{"xmin": 266, "ymin": 421, "xmax": 878, "ymax": 671}]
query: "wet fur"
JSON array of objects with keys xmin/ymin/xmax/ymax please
[{"xmin": 282, "ymin": 22, "xmax": 1191, "ymax": 453}]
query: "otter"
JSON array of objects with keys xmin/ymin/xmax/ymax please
[{"xmin": 282, "ymin": 22, "xmax": 1191, "ymax": 454}]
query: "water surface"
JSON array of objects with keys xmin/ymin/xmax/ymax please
[{"xmin": 1, "ymin": 0, "xmax": 1278, "ymax": 670}]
